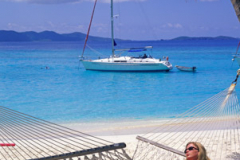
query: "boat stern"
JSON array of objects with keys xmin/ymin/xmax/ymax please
[{"xmin": 162, "ymin": 60, "xmax": 173, "ymax": 70}]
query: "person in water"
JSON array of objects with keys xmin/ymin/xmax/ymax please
[{"xmin": 184, "ymin": 142, "xmax": 210, "ymax": 160}]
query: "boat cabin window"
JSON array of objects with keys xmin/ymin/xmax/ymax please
[
  {"xmin": 114, "ymin": 60, "xmax": 127, "ymax": 62},
  {"xmin": 131, "ymin": 54, "xmax": 152, "ymax": 59}
]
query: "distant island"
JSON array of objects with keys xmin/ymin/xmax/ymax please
[
  {"xmin": 0, "ymin": 30, "xmax": 239, "ymax": 42},
  {"xmin": 171, "ymin": 36, "xmax": 240, "ymax": 41},
  {"xmin": 0, "ymin": 30, "xmax": 109, "ymax": 42}
]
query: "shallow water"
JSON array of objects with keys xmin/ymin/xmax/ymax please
[{"xmin": 0, "ymin": 40, "xmax": 239, "ymax": 124}]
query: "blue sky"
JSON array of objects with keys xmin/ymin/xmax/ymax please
[{"xmin": 0, "ymin": 0, "xmax": 239, "ymax": 40}]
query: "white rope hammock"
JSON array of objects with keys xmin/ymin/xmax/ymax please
[
  {"xmin": 0, "ymin": 106, "xmax": 131, "ymax": 160},
  {"xmin": 133, "ymin": 80, "xmax": 240, "ymax": 160}
]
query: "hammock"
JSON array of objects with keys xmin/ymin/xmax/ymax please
[
  {"xmin": 132, "ymin": 70, "xmax": 240, "ymax": 160},
  {"xmin": 0, "ymin": 106, "xmax": 131, "ymax": 160}
]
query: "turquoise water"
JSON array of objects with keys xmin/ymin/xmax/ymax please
[{"xmin": 0, "ymin": 40, "xmax": 239, "ymax": 123}]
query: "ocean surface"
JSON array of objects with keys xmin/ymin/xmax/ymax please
[{"xmin": 1, "ymin": 40, "xmax": 240, "ymax": 124}]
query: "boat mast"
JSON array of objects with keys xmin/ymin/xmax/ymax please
[
  {"xmin": 81, "ymin": 0, "xmax": 98, "ymax": 58},
  {"xmin": 111, "ymin": 0, "xmax": 115, "ymax": 56}
]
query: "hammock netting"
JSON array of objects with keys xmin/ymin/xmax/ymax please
[
  {"xmin": 0, "ymin": 106, "xmax": 131, "ymax": 160},
  {"xmin": 132, "ymin": 83, "xmax": 240, "ymax": 160}
]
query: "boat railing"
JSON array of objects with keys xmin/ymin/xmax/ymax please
[
  {"xmin": 80, "ymin": 46, "xmax": 170, "ymax": 61},
  {"xmin": 80, "ymin": 55, "xmax": 110, "ymax": 61}
]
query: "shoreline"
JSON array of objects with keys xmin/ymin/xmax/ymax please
[
  {"xmin": 60, "ymin": 118, "xmax": 171, "ymax": 136},
  {"xmin": 61, "ymin": 119, "xmax": 166, "ymax": 157},
  {"xmin": 60, "ymin": 117, "xmax": 240, "ymax": 159}
]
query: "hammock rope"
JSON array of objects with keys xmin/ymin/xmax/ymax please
[
  {"xmin": 0, "ymin": 106, "xmax": 130, "ymax": 160},
  {"xmin": 133, "ymin": 69, "xmax": 240, "ymax": 160}
]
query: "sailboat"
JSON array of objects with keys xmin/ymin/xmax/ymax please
[{"xmin": 80, "ymin": 0, "xmax": 173, "ymax": 72}]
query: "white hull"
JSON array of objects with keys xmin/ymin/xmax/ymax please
[
  {"xmin": 81, "ymin": 56, "xmax": 172, "ymax": 71},
  {"xmin": 175, "ymin": 65, "xmax": 196, "ymax": 72}
]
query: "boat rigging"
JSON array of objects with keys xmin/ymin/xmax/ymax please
[{"xmin": 80, "ymin": 0, "xmax": 173, "ymax": 72}]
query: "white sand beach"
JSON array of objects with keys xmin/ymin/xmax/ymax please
[
  {"xmin": 63, "ymin": 119, "xmax": 158, "ymax": 157},
  {"xmin": 63, "ymin": 118, "xmax": 240, "ymax": 160},
  {"xmin": 62, "ymin": 119, "xmax": 175, "ymax": 158}
]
